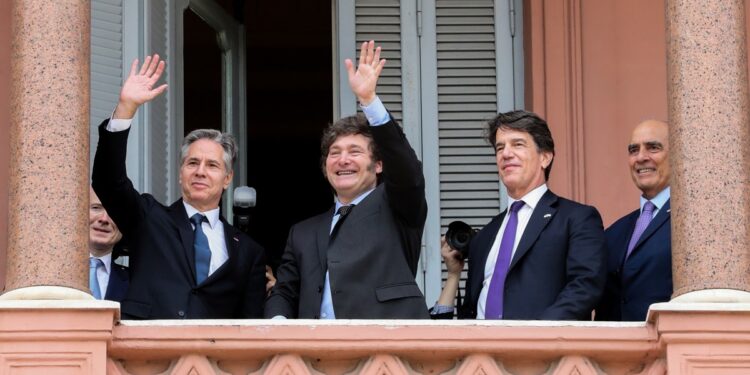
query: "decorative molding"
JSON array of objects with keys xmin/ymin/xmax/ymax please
[
  {"xmin": 455, "ymin": 354, "xmax": 506, "ymax": 375},
  {"xmin": 551, "ymin": 355, "xmax": 599, "ymax": 375},
  {"xmin": 258, "ymin": 354, "xmax": 321, "ymax": 375},
  {"xmin": 169, "ymin": 354, "xmax": 229, "ymax": 375},
  {"xmin": 356, "ymin": 355, "xmax": 411, "ymax": 375},
  {"xmin": 0, "ymin": 353, "xmax": 92, "ymax": 374}
]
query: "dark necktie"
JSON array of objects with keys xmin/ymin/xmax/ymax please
[
  {"xmin": 330, "ymin": 204, "xmax": 354, "ymax": 239},
  {"xmin": 190, "ymin": 213, "xmax": 211, "ymax": 284},
  {"xmin": 485, "ymin": 200, "xmax": 525, "ymax": 319},
  {"xmin": 625, "ymin": 201, "xmax": 656, "ymax": 260}
]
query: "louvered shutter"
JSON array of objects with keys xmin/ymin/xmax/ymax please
[
  {"xmin": 355, "ymin": 0, "xmax": 403, "ymax": 121},
  {"xmin": 90, "ymin": 0, "xmax": 123, "ymax": 167},
  {"xmin": 145, "ymin": 0, "xmax": 170, "ymax": 203},
  {"xmin": 436, "ymin": 0, "xmax": 502, "ymax": 307}
]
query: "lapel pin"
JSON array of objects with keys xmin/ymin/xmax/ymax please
[
  {"xmin": 667, "ymin": 209, "xmax": 671, "ymax": 213},
  {"xmin": 233, "ymin": 236, "xmax": 240, "ymax": 242},
  {"xmin": 544, "ymin": 213, "xmax": 552, "ymax": 219}
]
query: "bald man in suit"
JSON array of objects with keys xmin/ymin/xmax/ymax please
[{"xmin": 595, "ymin": 120, "xmax": 672, "ymax": 321}]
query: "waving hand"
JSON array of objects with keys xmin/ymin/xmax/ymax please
[
  {"xmin": 345, "ymin": 40, "xmax": 386, "ymax": 106},
  {"xmin": 113, "ymin": 54, "xmax": 168, "ymax": 119}
]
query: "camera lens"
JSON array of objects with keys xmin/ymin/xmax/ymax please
[{"xmin": 446, "ymin": 221, "xmax": 475, "ymax": 259}]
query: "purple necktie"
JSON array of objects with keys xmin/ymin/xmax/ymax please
[
  {"xmin": 485, "ymin": 200, "xmax": 525, "ymax": 319},
  {"xmin": 626, "ymin": 201, "xmax": 656, "ymax": 259}
]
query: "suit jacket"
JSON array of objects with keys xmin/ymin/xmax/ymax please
[
  {"xmin": 103, "ymin": 260, "xmax": 129, "ymax": 302},
  {"xmin": 595, "ymin": 199, "xmax": 672, "ymax": 321},
  {"xmin": 265, "ymin": 119, "xmax": 429, "ymax": 319},
  {"xmin": 454, "ymin": 190, "xmax": 606, "ymax": 320},
  {"xmin": 92, "ymin": 120, "xmax": 266, "ymax": 319}
]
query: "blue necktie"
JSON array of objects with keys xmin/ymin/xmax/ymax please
[
  {"xmin": 89, "ymin": 257, "xmax": 103, "ymax": 299},
  {"xmin": 190, "ymin": 213, "xmax": 211, "ymax": 284},
  {"xmin": 485, "ymin": 200, "xmax": 525, "ymax": 319}
]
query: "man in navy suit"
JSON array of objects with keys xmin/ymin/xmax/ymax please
[
  {"xmin": 595, "ymin": 120, "xmax": 672, "ymax": 321},
  {"xmin": 433, "ymin": 111, "xmax": 606, "ymax": 320},
  {"xmin": 93, "ymin": 55, "xmax": 266, "ymax": 319},
  {"xmin": 89, "ymin": 187, "xmax": 128, "ymax": 302}
]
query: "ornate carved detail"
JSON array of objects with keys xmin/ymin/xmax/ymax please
[
  {"xmin": 455, "ymin": 354, "xmax": 507, "ymax": 375},
  {"xmin": 169, "ymin": 354, "xmax": 229, "ymax": 375},
  {"xmin": 354, "ymin": 354, "xmax": 412, "ymax": 375},
  {"xmin": 550, "ymin": 355, "xmax": 600, "ymax": 375},
  {"xmin": 258, "ymin": 354, "xmax": 321, "ymax": 375}
]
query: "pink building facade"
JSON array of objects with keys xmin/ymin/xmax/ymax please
[{"xmin": 0, "ymin": 0, "xmax": 748, "ymax": 373}]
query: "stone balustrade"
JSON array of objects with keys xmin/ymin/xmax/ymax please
[{"xmin": 2, "ymin": 300, "xmax": 745, "ymax": 374}]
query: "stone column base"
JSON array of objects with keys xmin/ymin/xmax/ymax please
[
  {"xmin": 0, "ymin": 285, "xmax": 93, "ymax": 300},
  {"xmin": 0, "ymin": 300, "xmax": 118, "ymax": 374},
  {"xmin": 650, "ymin": 302, "xmax": 750, "ymax": 374}
]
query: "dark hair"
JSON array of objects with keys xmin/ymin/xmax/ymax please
[
  {"xmin": 320, "ymin": 114, "xmax": 381, "ymax": 173},
  {"xmin": 486, "ymin": 110, "xmax": 555, "ymax": 180}
]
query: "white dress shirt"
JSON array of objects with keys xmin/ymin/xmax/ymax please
[
  {"xmin": 477, "ymin": 183, "xmax": 548, "ymax": 319},
  {"xmin": 183, "ymin": 202, "xmax": 229, "ymax": 275}
]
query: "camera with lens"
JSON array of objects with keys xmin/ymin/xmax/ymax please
[{"xmin": 445, "ymin": 220, "xmax": 477, "ymax": 259}]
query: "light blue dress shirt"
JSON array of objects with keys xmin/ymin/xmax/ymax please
[
  {"xmin": 640, "ymin": 186, "xmax": 670, "ymax": 218},
  {"xmin": 319, "ymin": 96, "xmax": 390, "ymax": 319}
]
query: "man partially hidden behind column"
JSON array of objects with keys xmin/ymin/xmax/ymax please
[
  {"xmin": 433, "ymin": 111, "xmax": 606, "ymax": 320},
  {"xmin": 92, "ymin": 55, "xmax": 266, "ymax": 319},
  {"xmin": 89, "ymin": 187, "xmax": 128, "ymax": 302},
  {"xmin": 595, "ymin": 120, "xmax": 672, "ymax": 321},
  {"xmin": 264, "ymin": 41, "xmax": 429, "ymax": 319}
]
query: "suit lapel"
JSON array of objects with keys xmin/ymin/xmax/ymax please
[
  {"xmin": 167, "ymin": 199, "xmax": 198, "ymax": 284},
  {"xmin": 631, "ymin": 199, "xmax": 671, "ymax": 255},
  {"xmin": 104, "ymin": 264, "xmax": 128, "ymax": 301},
  {"xmin": 202, "ymin": 218, "xmax": 240, "ymax": 284},
  {"xmin": 616, "ymin": 210, "xmax": 640, "ymax": 267},
  {"xmin": 470, "ymin": 214, "xmax": 503, "ymax": 304},
  {"xmin": 317, "ymin": 207, "xmax": 335, "ymax": 271},
  {"xmin": 508, "ymin": 190, "xmax": 558, "ymax": 271}
]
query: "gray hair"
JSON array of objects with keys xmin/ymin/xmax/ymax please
[{"xmin": 180, "ymin": 129, "xmax": 237, "ymax": 174}]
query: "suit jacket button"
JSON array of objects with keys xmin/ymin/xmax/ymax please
[
  {"xmin": 177, "ymin": 310, "xmax": 186, "ymax": 318},
  {"xmin": 317, "ymin": 286, "xmax": 322, "ymax": 293},
  {"xmin": 314, "ymin": 315, "xmax": 319, "ymax": 319},
  {"xmin": 191, "ymin": 289, "xmax": 197, "ymax": 295}
]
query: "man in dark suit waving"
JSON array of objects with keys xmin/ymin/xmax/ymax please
[
  {"xmin": 595, "ymin": 120, "xmax": 672, "ymax": 321},
  {"xmin": 433, "ymin": 111, "xmax": 606, "ymax": 320},
  {"xmin": 92, "ymin": 55, "xmax": 266, "ymax": 319},
  {"xmin": 265, "ymin": 41, "xmax": 429, "ymax": 319}
]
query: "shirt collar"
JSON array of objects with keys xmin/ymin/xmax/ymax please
[
  {"xmin": 507, "ymin": 183, "xmax": 548, "ymax": 211},
  {"xmin": 90, "ymin": 252, "xmax": 112, "ymax": 275},
  {"xmin": 183, "ymin": 201, "xmax": 221, "ymax": 229},
  {"xmin": 640, "ymin": 186, "xmax": 671, "ymax": 212},
  {"xmin": 334, "ymin": 188, "xmax": 376, "ymax": 215}
]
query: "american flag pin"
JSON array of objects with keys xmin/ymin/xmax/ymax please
[{"xmin": 544, "ymin": 213, "xmax": 552, "ymax": 218}]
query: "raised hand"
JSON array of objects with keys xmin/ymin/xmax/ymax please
[
  {"xmin": 345, "ymin": 40, "xmax": 386, "ymax": 106},
  {"xmin": 441, "ymin": 236, "xmax": 465, "ymax": 275},
  {"xmin": 113, "ymin": 54, "xmax": 168, "ymax": 119}
]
